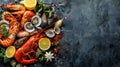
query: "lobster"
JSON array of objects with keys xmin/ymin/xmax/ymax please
[{"xmin": 14, "ymin": 33, "xmax": 45, "ymax": 64}]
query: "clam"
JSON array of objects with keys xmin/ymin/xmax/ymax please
[
  {"xmin": 36, "ymin": 48, "xmax": 41, "ymax": 58},
  {"xmin": 16, "ymin": 63, "xmax": 23, "ymax": 67},
  {"xmin": 54, "ymin": 27, "xmax": 61, "ymax": 34},
  {"xmin": 0, "ymin": 20, "xmax": 9, "ymax": 30},
  {"xmin": 24, "ymin": 22, "xmax": 35, "ymax": 32},
  {"xmin": 45, "ymin": 29, "xmax": 55, "ymax": 38},
  {"xmin": 10, "ymin": 59, "xmax": 16, "ymax": 67},
  {"xmin": 31, "ymin": 15, "xmax": 42, "ymax": 27}
]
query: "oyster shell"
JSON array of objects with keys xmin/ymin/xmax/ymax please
[
  {"xmin": 45, "ymin": 29, "xmax": 55, "ymax": 38},
  {"xmin": 24, "ymin": 22, "xmax": 35, "ymax": 32},
  {"xmin": 31, "ymin": 15, "xmax": 42, "ymax": 27}
]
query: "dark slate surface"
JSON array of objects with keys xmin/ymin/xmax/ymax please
[{"xmin": 0, "ymin": 0, "xmax": 120, "ymax": 67}]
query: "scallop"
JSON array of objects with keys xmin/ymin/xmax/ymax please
[
  {"xmin": 54, "ymin": 27, "xmax": 61, "ymax": 34},
  {"xmin": 45, "ymin": 29, "xmax": 55, "ymax": 38},
  {"xmin": 31, "ymin": 15, "xmax": 42, "ymax": 27},
  {"xmin": 0, "ymin": 20, "xmax": 9, "ymax": 30},
  {"xmin": 24, "ymin": 22, "xmax": 35, "ymax": 32}
]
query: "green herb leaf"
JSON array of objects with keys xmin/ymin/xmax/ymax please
[
  {"xmin": 38, "ymin": 0, "xmax": 42, "ymax": 5},
  {"xmin": 38, "ymin": 56, "xmax": 46, "ymax": 61},
  {"xmin": 34, "ymin": 0, "xmax": 53, "ymax": 17},
  {"xmin": 0, "ymin": 46, "xmax": 10, "ymax": 63},
  {"xmin": 3, "ymin": 55, "xmax": 10, "ymax": 63},
  {"xmin": 54, "ymin": 41, "xmax": 59, "ymax": 46},
  {"xmin": 0, "ymin": 53, "xmax": 4, "ymax": 58},
  {"xmin": 0, "ymin": 27, "xmax": 8, "ymax": 37},
  {"xmin": 41, "ymin": 51, "xmax": 44, "ymax": 56},
  {"xmin": 0, "ymin": 46, "xmax": 5, "ymax": 54}
]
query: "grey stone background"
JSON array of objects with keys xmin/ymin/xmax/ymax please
[{"xmin": 0, "ymin": 0, "xmax": 120, "ymax": 67}]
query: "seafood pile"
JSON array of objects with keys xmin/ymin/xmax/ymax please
[{"xmin": 0, "ymin": 0, "xmax": 63, "ymax": 66}]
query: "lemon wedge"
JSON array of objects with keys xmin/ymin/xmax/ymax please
[
  {"xmin": 38, "ymin": 38, "xmax": 51, "ymax": 51},
  {"xmin": 5, "ymin": 46, "xmax": 16, "ymax": 58},
  {"xmin": 20, "ymin": 0, "xmax": 37, "ymax": 10}
]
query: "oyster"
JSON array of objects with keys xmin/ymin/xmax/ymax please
[
  {"xmin": 24, "ymin": 22, "xmax": 35, "ymax": 32},
  {"xmin": 31, "ymin": 15, "xmax": 42, "ymax": 27},
  {"xmin": 45, "ymin": 29, "xmax": 55, "ymax": 38}
]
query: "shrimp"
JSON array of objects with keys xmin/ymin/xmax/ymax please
[
  {"xmin": 0, "ymin": 12, "xmax": 20, "ymax": 47},
  {"xmin": 20, "ymin": 11, "xmax": 35, "ymax": 29},
  {"xmin": 2, "ymin": 3, "xmax": 26, "ymax": 22},
  {"xmin": 2, "ymin": 3, "xmax": 35, "ymax": 29},
  {"xmin": 2, "ymin": 3, "xmax": 26, "ymax": 15}
]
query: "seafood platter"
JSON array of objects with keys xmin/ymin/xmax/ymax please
[{"xmin": 0, "ymin": 0, "xmax": 65, "ymax": 66}]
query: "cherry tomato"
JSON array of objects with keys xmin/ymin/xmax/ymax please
[
  {"xmin": 54, "ymin": 48, "xmax": 58, "ymax": 53},
  {"xmin": 51, "ymin": 42, "xmax": 54, "ymax": 46}
]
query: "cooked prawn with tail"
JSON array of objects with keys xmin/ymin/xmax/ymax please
[
  {"xmin": 14, "ymin": 33, "xmax": 45, "ymax": 64},
  {"xmin": 0, "ymin": 12, "xmax": 20, "ymax": 47}
]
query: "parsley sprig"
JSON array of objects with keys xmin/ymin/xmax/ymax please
[
  {"xmin": 34, "ymin": 0, "xmax": 53, "ymax": 16},
  {"xmin": 0, "ymin": 27, "xmax": 8, "ymax": 37},
  {"xmin": 0, "ymin": 46, "xmax": 10, "ymax": 63}
]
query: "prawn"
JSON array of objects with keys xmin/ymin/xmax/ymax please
[{"xmin": 0, "ymin": 12, "xmax": 20, "ymax": 47}]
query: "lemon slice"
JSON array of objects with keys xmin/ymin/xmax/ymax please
[
  {"xmin": 20, "ymin": 0, "xmax": 37, "ymax": 10},
  {"xmin": 38, "ymin": 38, "xmax": 51, "ymax": 51},
  {"xmin": 5, "ymin": 46, "xmax": 16, "ymax": 58}
]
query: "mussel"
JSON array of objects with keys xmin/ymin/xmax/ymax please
[
  {"xmin": 14, "ymin": 37, "xmax": 28, "ymax": 49},
  {"xmin": 31, "ymin": 15, "xmax": 42, "ymax": 27},
  {"xmin": 0, "ymin": 20, "xmax": 9, "ymax": 30},
  {"xmin": 41, "ymin": 13, "xmax": 48, "ymax": 28},
  {"xmin": 45, "ymin": 29, "xmax": 55, "ymax": 38},
  {"xmin": 24, "ymin": 22, "xmax": 35, "ymax": 32}
]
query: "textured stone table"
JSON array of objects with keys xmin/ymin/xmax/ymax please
[{"xmin": 0, "ymin": 0, "xmax": 120, "ymax": 67}]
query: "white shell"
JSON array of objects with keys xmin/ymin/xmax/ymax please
[
  {"xmin": 24, "ymin": 22, "xmax": 35, "ymax": 32},
  {"xmin": 31, "ymin": 15, "xmax": 42, "ymax": 27},
  {"xmin": 54, "ymin": 27, "xmax": 61, "ymax": 34},
  {"xmin": 45, "ymin": 29, "xmax": 55, "ymax": 38}
]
